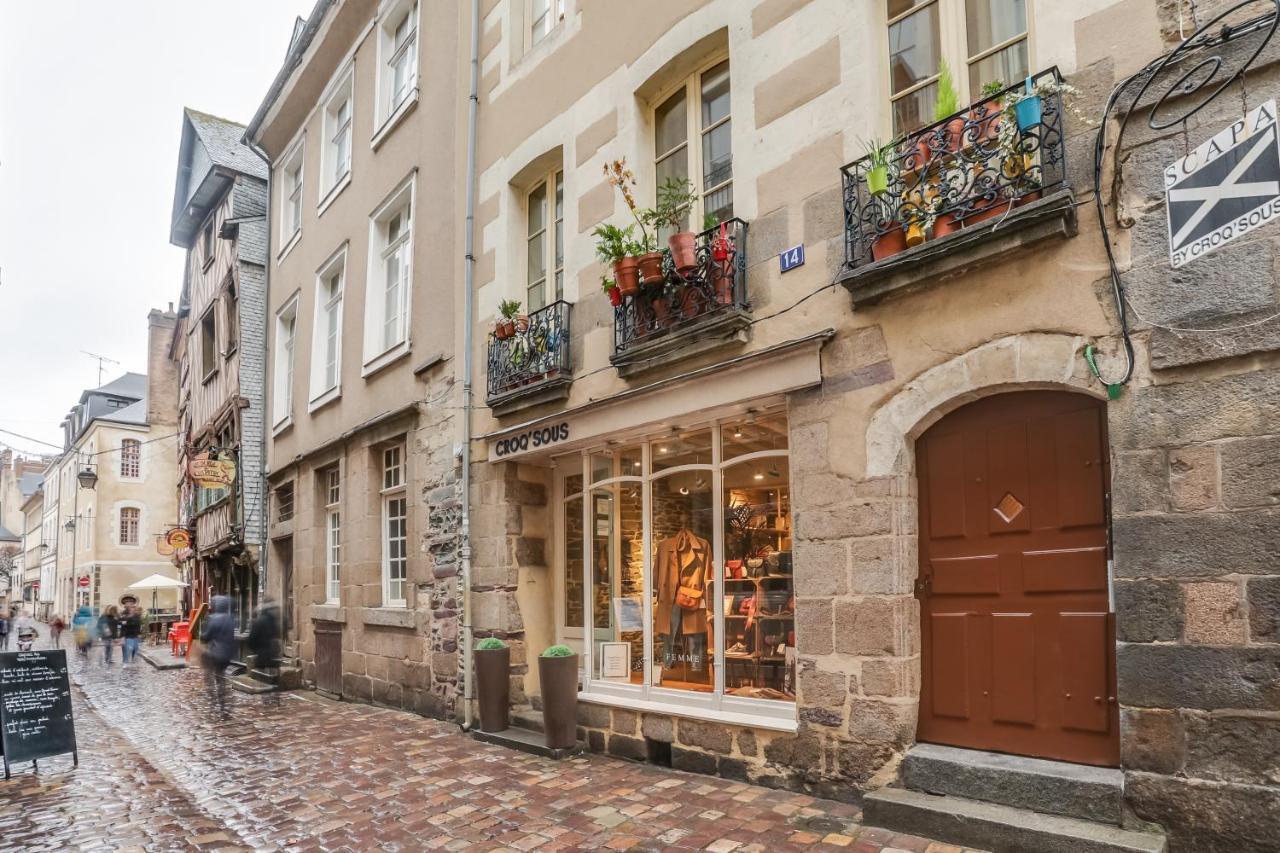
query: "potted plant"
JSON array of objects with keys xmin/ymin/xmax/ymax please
[
  {"xmin": 497, "ymin": 299, "xmax": 521, "ymax": 339},
  {"xmin": 592, "ymin": 222, "xmax": 639, "ymax": 297},
  {"xmin": 604, "ymin": 159, "xmax": 663, "ymax": 286},
  {"xmin": 973, "ymin": 79, "xmax": 1006, "ymax": 144},
  {"xmin": 601, "ymin": 275, "xmax": 622, "ymax": 307},
  {"xmin": 652, "ymin": 177, "xmax": 699, "ymax": 273},
  {"xmin": 935, "ymin": 60, "xmax": 964, "ymax": 152},
  {"xmin": 474, "ymin": 637, "xmax": 510, "ymax": 733},
  {"xmin": 861, "ymin": 137, "xmax": 894, "ymax": 197},
  {"xmin": 538, "ymin": 644, "xmax": 579, "ymax": 750},
  {"xmin": 706, "ymin": 216, "xmax": 735, "ymax": 305}
]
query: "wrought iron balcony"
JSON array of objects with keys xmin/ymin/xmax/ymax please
[
  {"xmin": 486, "ymin": 299, "xmax": 572, "ymax": 412},
  {"xmin": 840, "ymin": 68, "xmax": 1068, "ymax": 277},
  {"xmin": 611, "ymin": 218, "xmax": 749, "ymax": 373}
]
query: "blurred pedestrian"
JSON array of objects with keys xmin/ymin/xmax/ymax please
[
  {"xmin": 248, "ymin": 598, "xmax": 282, "ymax": 705},
  {"xmin": 0, "ymin": 610, "xmax": 9, "ymax": 651},
  {"xmin": 72, "ymin": 606, "xmax": 95, "ymax": 657},
  {"xmin": 13, "ymin": 610, "xmax": 37, "ymax": 651},
  {"xmin": 98, "ymin": 605, "xmax": 120, "ymax": 665},
  {"xmin": 49, "ymin": 614, "xmax": 65, "ymax": 648},
  {"xmin": 119, "ymin": 603, "xmax": 143, "ymax": 666},
  {"xmin": 201, "ymin": 595, "xmax": 235, "ymax": 720}
]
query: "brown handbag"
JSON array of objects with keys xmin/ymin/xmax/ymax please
[{"xmin": 675, "ymin": 586, "xmax": 704, "ymax": 609}]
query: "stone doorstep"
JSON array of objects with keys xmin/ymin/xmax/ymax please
[
  {"xmin": 470, "ymin": 723, "xmax": 581, "ymax": 760},
  {"xmin": 228, "ymin": 673, "xmax": 275, "ymax": 695},
  {"xmin": 902, "ymin": 743, "xmax": 1125, "ymax": 826},
  {"xmin": 139, "ymin": 648, "xmax": 188, "ymax": 670},
  {"xmin": 864, "ymin": 788, "xmax": 1167, "ymax": 853}
]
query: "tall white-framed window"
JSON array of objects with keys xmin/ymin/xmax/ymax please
[
  {"xmin": 120, "ymin": 439, "xmax": 141, "ymax": 479},
  {"xmin": 321, "ymin": 69, "xmax": 354, "ymax": 198},
  {"xmin": 376, "ymin": 0, "xmax": 419, "ymax": 131},
  {"xmin": 364, "ymin": 176, "xmax": 414, "ymax": 370},
  {"xmin": 324, "ymin": 466, "xmax": 341, "ymax": 604},
  {"xmin": 526, "ymin": 170, "xmax": 564, "ymax": 311},
  {"xmin": 653, "ymin": 58, "xmax": 733, "ymax": 234},
  {"xmin": 119, "ymin": 506, "xmax": 140, "ymax": 547},
  {"xmin": 528, "ymin": 0, "xmax": 566, "ymax": 47},
  {"xmin": 380, "ymin": 445, "xmax": 407, "ymax": 607},
  {"xmin": 310, "ymin": 247, "xmax": 346, "ymax": 406},
  {"xmin": 887, "ymin": 0, "xmax": 1030, "ymax": 134},
  {"xmin": 272, "ymin": 296, "xmax": 299, "ymax": 428},
  {"xmin": 280, "ymin": 140, "xmax": 305, "ymax": 248}
]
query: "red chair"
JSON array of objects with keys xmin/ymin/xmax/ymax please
[{"xmin": 169, "ymin": 621, "xmax": 191, "ymax": 657}]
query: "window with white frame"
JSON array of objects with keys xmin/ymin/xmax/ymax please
[
  {"xmin": 324, "ymin": 467, "xmax": 341, "ymax": 604},
  {"xmin": 311, "ymin": 250, "xmax": 345, "ymax": 402},
  {"xmin": 119, "ymin": 507, "xmax": 139, "ymax": 546},
  {"xmin": 887, "ymin": 0, "xmax": 1029, "ymax": 134},
  {"xmin": 273, "ymin": 298, "xmax": 299, "ymax": 426},
  {"xmin": 365, "ymin": 179, "xmax": 413, "ymax": 366},
  {"xmin": 323, "ymin": 72, "xmax": 353, "ymax": 194},
  {"xmin": 529, "ymin": 0, "xmax": 565, "ymax": 46},
  {"xmin": 378, "ymin": 1, "xmax": 419, "ymax": 124},
  {"xmin": 380, "ymin": 445, "xmax": 407, "ymax": 607},
  {"xmin": 526, "ymin": 170, "xmax": 564, "ymax": 310},
  {"xmin": 120, "ymin": 439, "xmax": 140, "ymax": 479},
  {"xmin": 200, "ymin": 308, "xmax": 218, "ymax": 379},
  {"xmin": 653, "ymin": 59, "xmax": 732, "ymax": 234},
  {"xmin": 281, "ymin": 142, "xmax": 305, "ymax": 244}
]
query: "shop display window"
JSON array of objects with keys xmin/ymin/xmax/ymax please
[{"xmin": 557, "ymin": 412, "xmax": 796, "ymax": 716}]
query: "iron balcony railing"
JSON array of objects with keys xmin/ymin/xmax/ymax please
[
  {"xmin": 487, "ymin": 299, "xmax": 572, "ymax": 402},
  {"xmin": 840, "ymin": 68, "xmax": 1067, "ymax": 271},
  {"xmin": 614, "ymin": 217, "xmax": 749, "ymax": 354}
]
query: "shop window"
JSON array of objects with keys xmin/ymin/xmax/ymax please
[
  {"xmin": 525, "ymin": 170, "xmax": 564, "ymax": 310},
  {"xmin": 558, "ymin": 415, "xmax": 795, "ymax": 717},
  {"xmin": 653, "ymin": 59, "xmax": 732, "ymax": 236},
  {"xmin": 887, "ymin": 0, "xmax": 1028, "ymax": 134}
]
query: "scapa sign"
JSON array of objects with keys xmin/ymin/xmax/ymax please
[
  {"xmin": 1165, "ymin": 100, "xmax": 1280, "ymax": 267},
  {"xmin": 491, "ymin": 422, "xmax": 570, "ymax": 459}
]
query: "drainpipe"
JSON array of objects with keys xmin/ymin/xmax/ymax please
[
  {"xmin": 245, "ymin": 141, "xmax": 273, "ymax": 612},
  {"xmin": 459, "ymin": 0, "xmax": 480, "ymax": 731}
]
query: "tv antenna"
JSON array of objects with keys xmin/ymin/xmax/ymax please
[{"xmin": 81, "ymin": 351, "xmax": 121, "ymax": 386}]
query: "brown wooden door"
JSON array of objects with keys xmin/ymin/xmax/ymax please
[
  {"xmin": 314, "ymin": 620, "xmax": 343, "ymax": 697},
  {"xmin": 917, "ymin": 391, "xmax": 1118, "ymax": 767}
]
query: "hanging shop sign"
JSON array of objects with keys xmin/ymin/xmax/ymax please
[
  {"xmin": 1166, "ymin": 99, "xmax": 1280, "ymax": 267},
  {"xmin": 188, "ymin": 452, "xmax": 236, "ymax": 489},
  {"xmin": 164, "ymin": 528, "xmax": 192, "ymax": 550}
]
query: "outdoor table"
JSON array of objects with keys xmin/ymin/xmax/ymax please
[{"xmin": 147, "ymin": 613, "xmax": 181, "ymax": 645}]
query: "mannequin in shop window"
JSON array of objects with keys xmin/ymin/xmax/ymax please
[{"xmin": 654, "ymin": 516, "xmax": 712, "ymax": 675}]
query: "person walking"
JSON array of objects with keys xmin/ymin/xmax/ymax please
[
  {"xmin": 49, "ymin": 614, "xmax": 65, "ymax": 648},
  {"xmin": 119, "ymin": 604, "xmax": 143, "ymax": 666},
  {"xmin": 71, "ymin": 606, "xmax": 95, "ymax": 657},
  {"xmin": 0, "ymin": 610, "xmax": 9, "ymax": 651},
  {"xmin": 201, "ymin": 595, "xmax": 236, "ymax": 720},
  {"xmin": 248, "ymin": 599, "xmax": 282, "ymax": 706},
  {"xmin": 97, "ymin": 605, "xmax": 120, "ymax": 665}
]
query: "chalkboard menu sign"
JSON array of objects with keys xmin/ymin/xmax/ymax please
[{"xmin": 0, "ymin": 650, "xmax": 78, "ymax": 777}]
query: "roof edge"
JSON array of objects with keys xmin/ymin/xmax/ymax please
[{"xmin": 244, "ymin": 0, "xmax": 338, "ymax": 146}]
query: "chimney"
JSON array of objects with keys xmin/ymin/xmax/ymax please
[{"xmin": 146, "ymin": 307, "xmax": 180, "ymax": 427}]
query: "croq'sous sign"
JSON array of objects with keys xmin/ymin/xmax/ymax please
[{"xmin": 491, "ymin": 422, "xmax": 570, "ymax": 459}]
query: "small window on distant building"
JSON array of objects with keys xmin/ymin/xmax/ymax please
[
  {"xmin": 281, "ymin": 142, "xmax": 305, "ymax": 244},
  {"xmin": 120, "ymin": 439, "xmax": 140, "ymax": 479},
  {"xmin": 275, "ymin": 482, "xmax": 295, "ymax": 523},
  {"xmin": 119, "ymin": 507, "xmax": 139, "ymax": 546},
  {"xmin": 201, "ymin": 218, "xmax": 216, "ymax": 265},
  {"xmin": 200, "ymin": 309, "xmax": 218, "ymax": 379}
]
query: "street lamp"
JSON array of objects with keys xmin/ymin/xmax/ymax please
[{"xmin": 77, "ymin": 465, "xmax": 98, "ymax": 489}]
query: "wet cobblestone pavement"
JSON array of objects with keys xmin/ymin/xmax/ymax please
[{"xmin": 0, "ymin": 643, "xmax": 983, "ymax": 852}]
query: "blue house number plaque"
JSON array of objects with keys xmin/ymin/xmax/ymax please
[{"xmin": 779, "ymin": 244, "xmax": 805, "ymax": 272}]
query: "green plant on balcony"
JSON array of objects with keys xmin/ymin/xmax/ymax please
[
  {"xmin": 651, "ymin": 177, "xmax": 700, "ymax": 273},
  {"xmin": 593, "ymin": 222, "xmax": 639, "ymax": 297},
  {"xmin": 494, "ymin": 298, "xmax": 521, "ymax": 340},
  {"xmin": 860, "ymin": 136, "xmax": 895, "ymax": 197}
]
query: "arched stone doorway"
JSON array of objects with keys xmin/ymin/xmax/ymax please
[{"xmin": 915, "ymin": 390, "xmax": 1118, "ymax": 766}]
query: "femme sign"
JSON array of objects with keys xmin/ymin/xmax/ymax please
[{"xmin": 1165, "ymin": 100, "xmax": 1280, "ymax": 267}]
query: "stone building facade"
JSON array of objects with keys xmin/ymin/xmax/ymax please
[
  {"xmin": 460, "ymin": 2, "xmax": 1280, "ymax": 851},
  {"xmin": 246, "ymin": 0, "xmax": 467, "ymax": 717}
]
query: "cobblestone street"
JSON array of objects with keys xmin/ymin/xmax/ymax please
[{"xmin": 0, "ymin": 646, "xmax": 977, "ymax": 852}]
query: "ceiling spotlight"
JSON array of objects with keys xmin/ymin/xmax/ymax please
[
  {"xmin": 753, "ymin": 472, "xmax": 765, "ymax": 481},
  {"xmin": 733, "ymin": 428, "xmax": 743, "ymax": 438},
  {"xmin": 633, "ymin": 461, "xmax": 641, "ymax": 468},
  {"xmin": 658, "ymin": 446, "xmax": 668, "ymax": 454},
  {"xmin": 679, "ymin": 486, "xmax": 690, "ymax": 496}
]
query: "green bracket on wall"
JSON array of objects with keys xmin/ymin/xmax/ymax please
[{"xmin": 1084, "ymin": 345, "xmax": 1123, "ymax": 400}]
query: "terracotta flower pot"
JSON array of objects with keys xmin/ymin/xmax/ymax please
[
  {"xmin": 614, "ymin": 257, "xmax": 640, "ymax": 296},
  {"xmin": 971, "ymin": 98, "xmax": 1003, "ymax": 144},
  {"xmin": 678, "ymin": 285, "xmax": 701, "ymax": 319},
  {"xmin": 494, "ymin": 323, "xmax": 510, "ymax": 340},
  {"xmin": 871, "ymin": 226, "xmax": 907, "ymax": 261},
  {"xmin": 932, "ymin": 211, "xmax": 961, "ymax": 239},
  {"xmin": 966, "ymin": 195, "xmax": 1010, "ymax": 226},
  {"xmin": 637, "ymin": 251, "xmax": 664, "ymax": 285},
  {"xmin": 1016, "ymin": 188, "xmax": 1043, "ymax": 207},
  {"xmin": 667, "ymin": 231, "xmax": 698, "ymax": 274},
  {"xmin": 538, "ymin": 653, "xmax": 579, "ymax": 750},
  {"xmin": 607, "ymin": 286, "xmax": 623, "ymax": 307},
  {"xmin": 501, "ymin": 320, "xmax": 516, "ymax": 338},
  {"xmin": 474, "ymin": 646, "xmax": 510, "ymax": 733},
  {"xmin": 515, "ymin": 315, "xmax": 530, "ymax": 333},
  {"xmin": 651, "ymin": 293, "xmax": 672, "ymax": 327},
  {"xmin": 946, "ymin": 116, "xmax": 967, "ymax": 152}
]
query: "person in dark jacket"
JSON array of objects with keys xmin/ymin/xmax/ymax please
[
  {"xmin": 119, "ymin": 604, "xmax": 143, "ymax": 665},
  {"xmin": 98, "ymin": 606, "xmax": 120, "ymax": 665},
  {"xmin": 201, "ymin": 595, "xmax": 236, "ymax": 719},
  {"xmin": 247, "ymin": 599, "xmax": 282, "ymax": 705}
]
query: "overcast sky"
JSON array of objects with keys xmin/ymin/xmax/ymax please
[{"xmin": 0, "ymin": 1, "xmax": 313, "ymax": 453}]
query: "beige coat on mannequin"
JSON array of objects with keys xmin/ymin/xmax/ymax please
[{"xmin": 653, "ymin": 529, "xmax": 713, "ymax": 636}]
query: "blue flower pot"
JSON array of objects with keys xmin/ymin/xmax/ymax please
[{"xmin": 1015, "ymin": 95, "xmax": 1042, "ymax": 131}]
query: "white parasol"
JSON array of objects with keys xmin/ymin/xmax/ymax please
[{"xmin": 127, "ymin": 573, "xmax": 189, "ymax": 613}]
